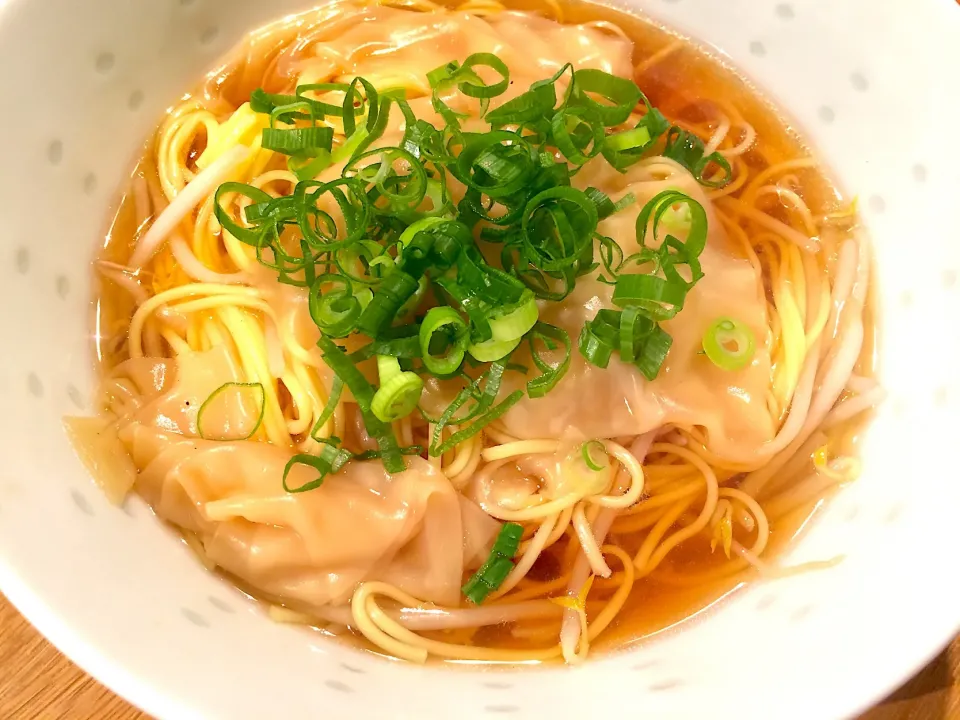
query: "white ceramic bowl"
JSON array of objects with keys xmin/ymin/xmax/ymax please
[{"xmin": 2, "ymin": 0, "xmax": 959, "ymax": 718}]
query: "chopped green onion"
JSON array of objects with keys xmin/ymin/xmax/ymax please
[
  {"xmin": 214, "ymin": 182, "xmax": 273, "ymax": 246},
  {"xmin": 371, "ymin": 364, "xmax": 423, "ymax": 423},
  {"xmin": 489, "ymin": 291, "xmax": 539, "ymax": 342},
  {"xmin": 458, "ymin": 53, "xmax": 510, "ymax": 99},
  {"xmin": 350, "ymin": 329, "xmax": 423, "ymax": 362},
  {"xmin": 288, "ymin": 149, "xmax": 332, "ymax": 181},
  {"xmin": 283, "ymin": 445, "xmax": 353, "ymax": 493},
  {"xmin": 611, "ymin": 274, "xmax": 689, "ymax": 320},
  {"xmin": 578, "ymin": 309, "xmax": 620, "ymax": 369},
  {"xmin": 317, "ymin": 335, "xmax": 404, "ymax": 473},
  {"xmin": 196, "ymin": 382, "xmax": 265, "ymax": 441},
  {"xmin": 585, "ymin": 187, "xmax": 635, "ymax": 221},
  {"xmin": 662, "ymin": 126, "xmax": 733, "ymax": 189},
  {"xmin": 550, "ymin": 106, "xmax": 604, "ymax": 165},
  {"xmin": 702, "ymin": 317, "xmax": 756, "ymax": 371},
  {"xmin": 310, "ymin": 376, "xmax": 343, "ymax": 442},
  {"xmin": 618, "ymin": 306, "xmax": 650, "ymax": 364},
  {"xmin": 581, "ymin": 440, "xmax": 608, "ymax": 471},
  {"xmin": 250, "ymin": 88, "xmax": 300, "ymax": 116},
  {"xmin": 569, "ymin": 68, "xmax": 643, "ymax": 127},
  {"xmin": 634, "ymin": 324, "xmax": 673, "ymax": 380},
  {"xmin": 526, "ymin": 323, "xmax": 571, "ymax": 398},
  {"xmin": 377, "ymin": 354, "xmax": 404, "ymax": 385},
  {"xmin": 220, "ymin": 60, "xmax": 721, "ymax": 485},
  {"xmin": 397, "ymin": 275, "xmax": 429, "ymax": 319},
  {"xmin": 462, "ymin": 522, "xmax": 524, "ymax": 604},
  {"xmin": 356, "ymin": 271, "xmax": 420, "ymax": 337},
  {"xmin": 420, "ymin": 307, "xmax": 469, "ymax": 376},
  {"xmin": 579, "ymin": 307, "xmax": 674, "ymax": 380},
  {"xmin": 429, "ymin": 359, "xmax": 519, "ymax": 456},
  {"xmin": 468, "ymin": 336, "xmax": 521, "ymax": 362},
  {"xmin": 456, "ymin": 130, "xmax": 538, "ymax": 199},
  {"xmin": 309, "ymin": 274, "xmax": 363, "ymax": 338},
  {"xmin": 433, "ymin": 389, "xmax": 523, "ymax": 457},
  {"xmin": 261, "ymin": 126, "xmax": 333, "ymax": 155},
  {"xmin": 605, "ymin": 126, "xmax": 651, "ymax": 153},
  {"xmin": 398, "ymin": 216, "xmax": 448, "ymax": 247},
  {"xmin": 520, "ymin": 186, "xmax": 599, "ymax": 274}
]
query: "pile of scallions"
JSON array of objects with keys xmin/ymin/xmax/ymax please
[{"xmin": 210, "ymin": 54, "xmax": 742, "ymax": 494}]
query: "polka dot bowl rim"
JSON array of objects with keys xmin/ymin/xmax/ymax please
[{"xmin": 1, "ymin": 0, "xmax": 959, "ymax": 718}]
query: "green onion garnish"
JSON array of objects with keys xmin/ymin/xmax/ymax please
[
  {"xmin": 467, "ymin": 336, "xmax": 522, "ymax": 363},
  {"xmin": 662, "ymin": 126, "xmax": 733, "ymax": 189},
  {"xmin": 462, "ymin": 522, "xmax": 524, "ymax": 604},
  {"xmin": 702, "ymin": 317, "xmax": 757, "ymax": 371},
  {"xmin": 283, "ymin": 444, "xmax": 354, "ymax": 493},
  {"xmin": 371, "ymin": 356, "xmax": 423, "ymax": 423},
  {"xmin": 420, "ymin": 307, "xmax": 469, "ymax": 376},
  {"xmin": 488, "ymin": 290, "xmax": 539, "ymax": 343},
  {"xmin": 310, "ymin": 376, "xmax": 343, "ymax": 442},
  {"xmin": 581, "ymin": 440, "xmax": 608, "ymax": 472},
  {"xmin": 261, "ymin": 126, "xmax": 333, "ymax": 155},
  {"xmin": 196, "ymin": 382, "xmax": 265, "ymax": 441},
  {"xmin": 526, "ymin": 322, "xmax": 571, "ymax": 398},
  {"xmin": 317, "ymin": 335, "xmax": 403, "ymax": 473},
  {"xmin": 214, "ymin": 58, "xmax": 718, "ymax": 491}
]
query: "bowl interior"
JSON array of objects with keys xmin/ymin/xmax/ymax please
[{"xmin": 1, "ymin": 0, "xmax": 959, "ymax": 718}]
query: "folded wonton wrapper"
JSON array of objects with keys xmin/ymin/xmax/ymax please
[{"xmin": 99, "ymin": 347, "xmax": 498, "ymax": 610}]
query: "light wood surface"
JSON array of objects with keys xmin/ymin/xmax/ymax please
[{"xmin": 0, "ymin": 592, "xmax": 956, "ymax": 719}]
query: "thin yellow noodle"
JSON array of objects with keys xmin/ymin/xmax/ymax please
[
  {"xmin": 481, "ymin": 440, "xmax": 560, "ymax": 462},
  {"xmin": 741, "ymin": 158, "xmax": 818, "ymax": 206},
  {"xmin": 483, "ymin": 424, "xmax": 522, "ymax": 444},
  {"xmin": 128, "ymin": 284, "xmax": 261, "ymax": 358},
  {"xmin": 160, "ymin": 328, "xmax": 192, "ymax": 355},
  {"xmin": 718, "ymin": 488, "xmax": 769, "ymax": 556},
  {"xmin": 217, "ymin": 306, "xmax": 290, "ymax": 446},
  {"xmin": 352, "ymin": 582, "xmax": 562, "ymax": 662},
  {"xmin": 613, "ymin": 481, "xmax": 701, "ymax": 531},
  {"xmin": 707, "ymin": 156, "xmax": 749, "ymax": 200},
  {"xmin": 523, "ymin": 504, "xmax": 574, "ymax": 552},
  {"xmin": 495, "ymin": 575, "xmax": 569, "ymax": 604},
  {"xmin": 587, "ymin": 440, "xmax": 646, "ymax": 508},
  {"xmin": 718, "ymin": 197, "xmax": 818, "ymax": 252},
  {"xmin": 172, "ymin": 295, "xmax": 273, "ymax": 317},
  {"xmin": 633, "ymin": 444, "xmax": 720, "ymax": 575},
  {"xmin": 804, "ymin": 257, "xmax": 833, "ymax": 350},
  {"xmin": 753, "ymin": 185, "xmax": 819, "ymax": 239},
  {"xmin": 580, "ymin": 20, "xmax": 629, "ymax": 39},
  {"xmin": 634, "ymin": 40, "xmax": 682, "ymax": 76},
  {"xmin": 786, "ymin": 242, "xmax": 808, "ymax": 327},
  {"xmin": 447, "ymin": 434, "xmax": 483, "ymax": 488},
  {"xmin": 671, "ymin": 427, "xmax": 762, "ymax": 473},
  {"xmin": 280, "ymin": 374, "xmax": 315, "ymax": 437}
]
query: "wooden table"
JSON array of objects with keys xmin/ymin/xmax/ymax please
[{"xmin": 1, "ymin": 593, "xmax": 956, "ymax": 719}]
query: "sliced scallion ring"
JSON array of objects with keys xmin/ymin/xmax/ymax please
[
  {"xmin": 197, "ymin": 382, "xmax": 266, "ymax": 441},
  {"xmin": 371, "ymin": 370, "xmax": 424, "ymax": 423},
  {"xmin": 581, "ymin": 440, "xmax": 608, "ymax": 472},
  {"xmin": 489, "ymin": 291, "xmax": 539, "ymax": 343},
  {"xmin": 420, "ymin": 307, "xmax": 469, "ymax": 376},
  {"xmin": 468, "ymin": 336, "xmax": 522, "ymax": 363},
  {"xmin": 702, "ymin": 317, "xmax": 756, "ymax": 371}
]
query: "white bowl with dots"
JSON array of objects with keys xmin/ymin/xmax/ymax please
[{"xmin": 1, "ymin": 0, "xmax": 959, "ymax": 718}]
